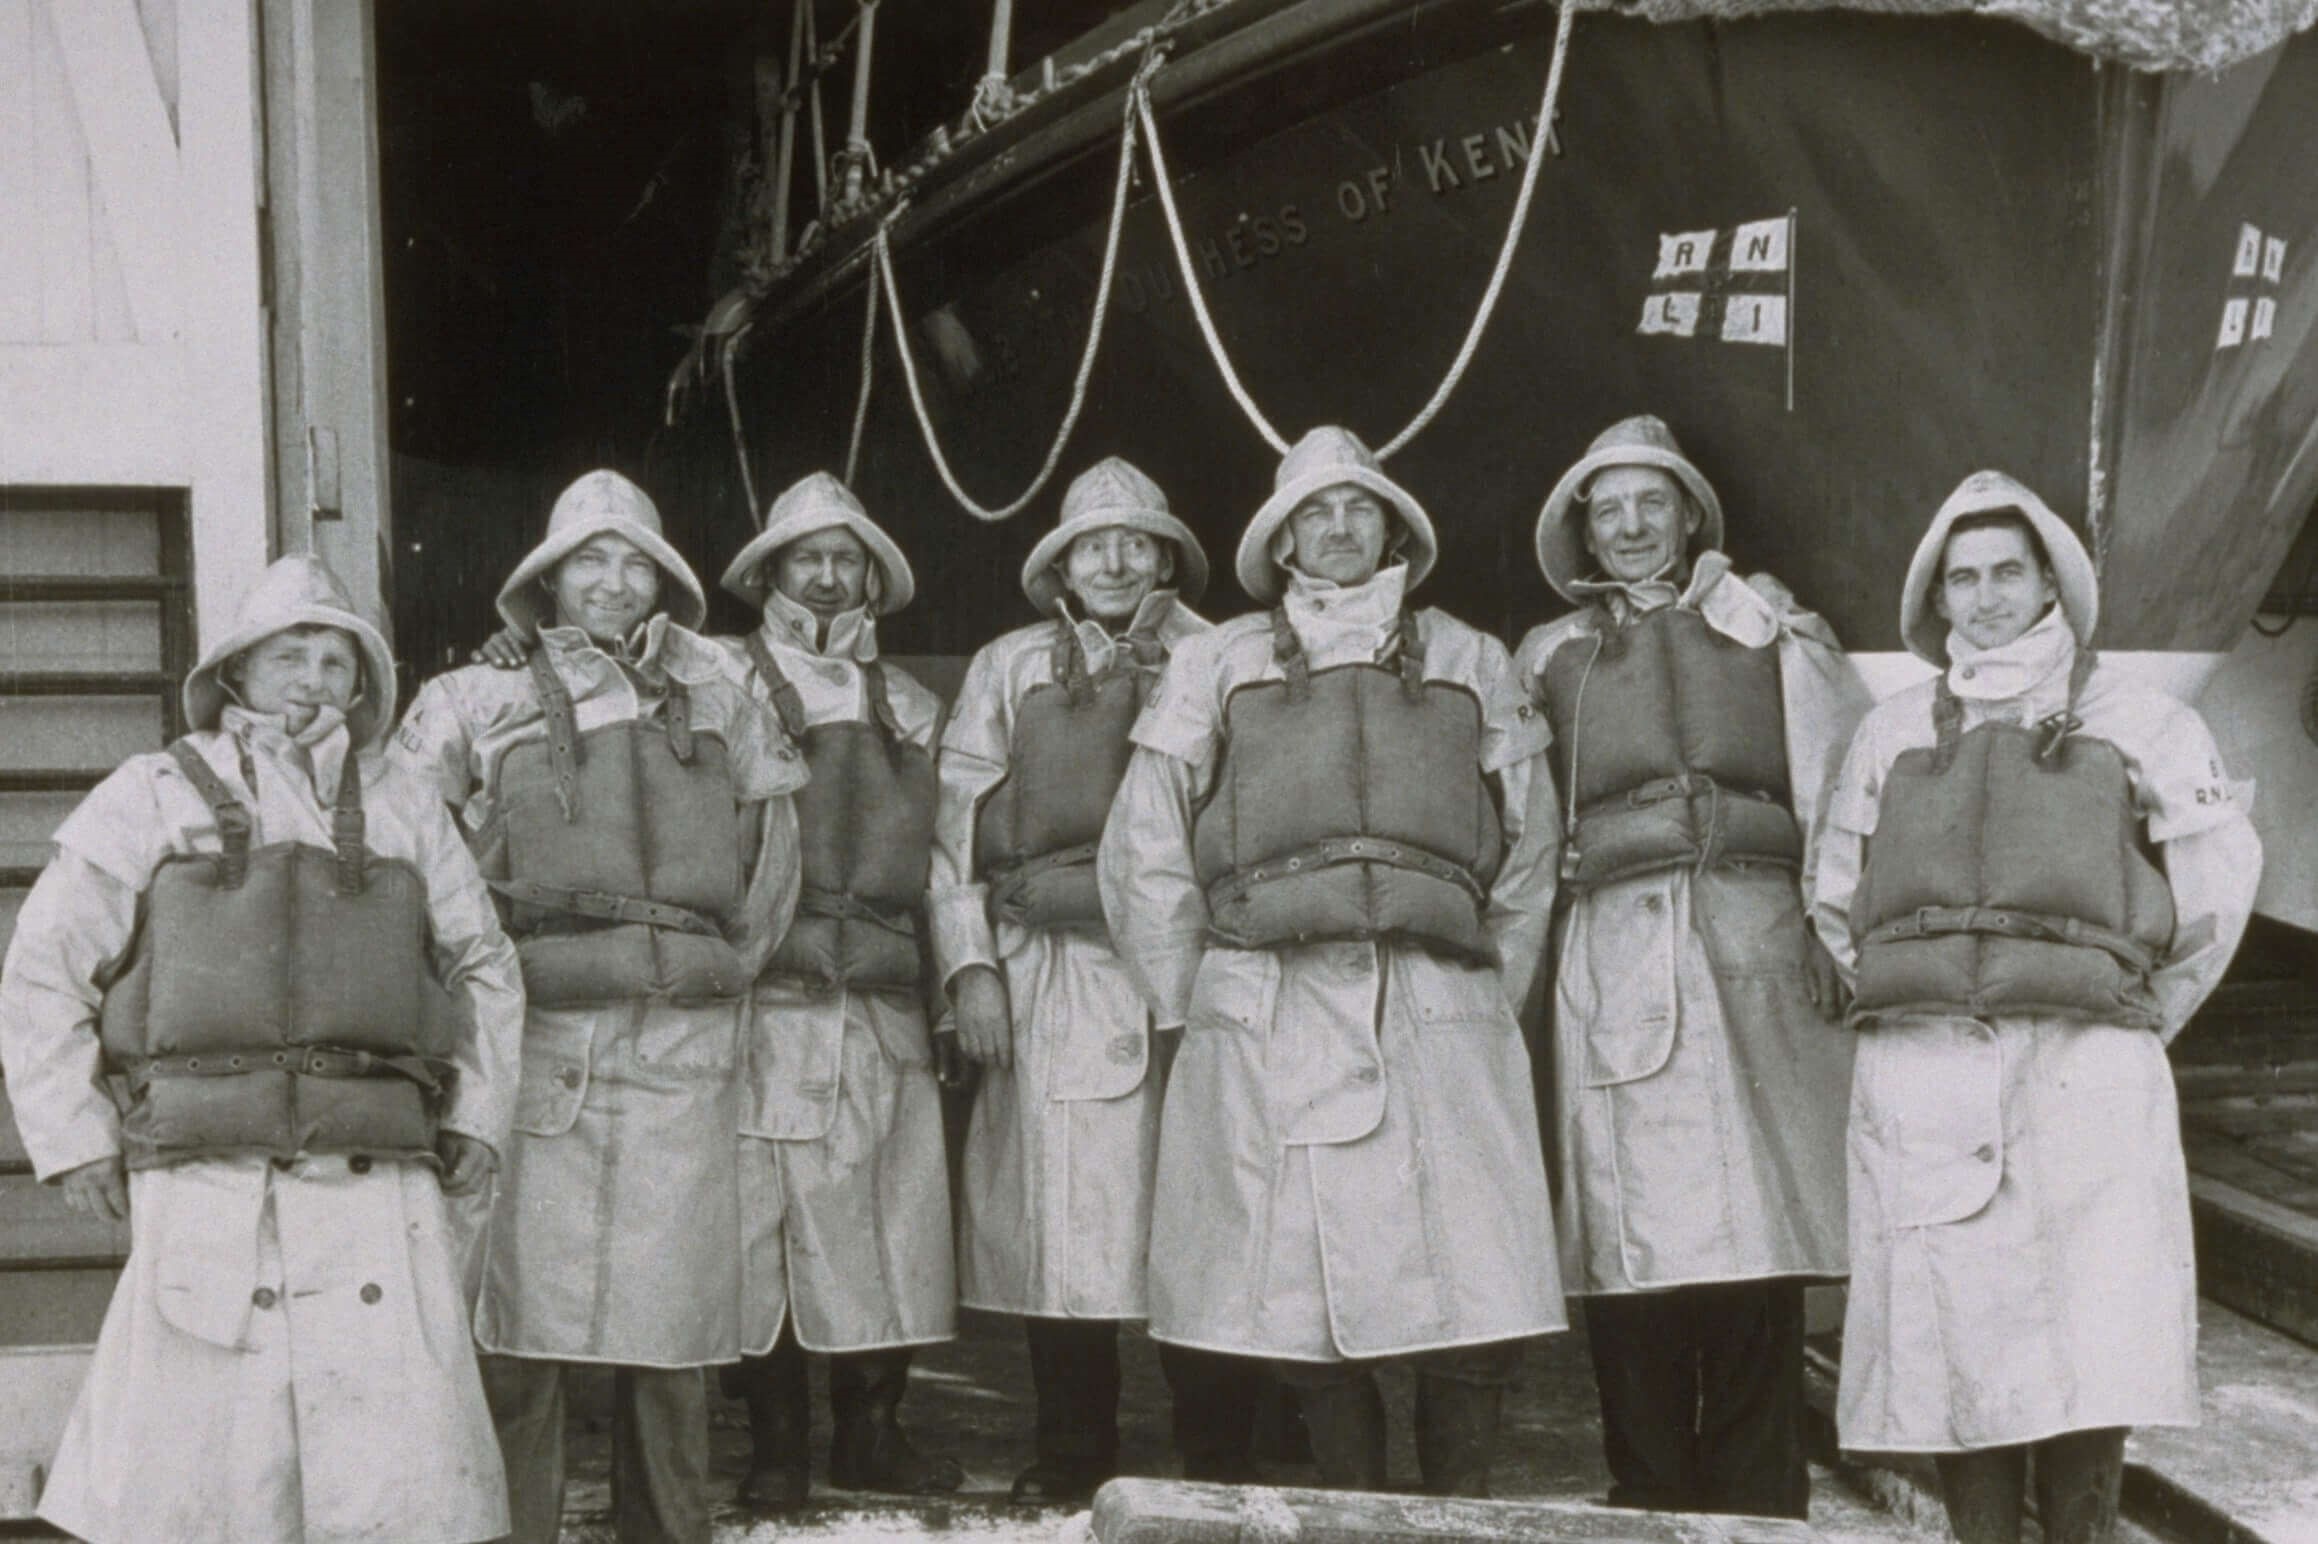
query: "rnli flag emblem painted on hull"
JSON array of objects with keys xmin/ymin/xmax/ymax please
[{"xmin": 1638, "ymin": 214, "xmax": 1794, "ymax": 345}]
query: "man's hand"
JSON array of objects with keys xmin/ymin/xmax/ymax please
[
  {"xmin": 436, "ymin": 1132, "xmax": 498, "ymax": 1196},
  {"xmin": 59, "ymin": 1155, "xmax": 128, "ymax": 1221},
  {"xmin": 473, "ymin": 627, "xmax": 532, "ymax": 670},
  {"xmin": 933, "ymin": 1030, "xmax": 973, "ymax": 1092},
  {"xmin": 951, "ymin": 965, "xmax": 1014, "ymax": 1070},
  {"xmin": 1803, "ymin": 931, "xmax": 1850, "ymax": 1017}
]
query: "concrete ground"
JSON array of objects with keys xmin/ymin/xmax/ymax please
[{"xmin": 557, "ymin": 1309, "xmax": 1937, "ymax": 1542}]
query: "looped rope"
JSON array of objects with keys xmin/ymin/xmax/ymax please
[
  {"xmin": 845, "ymin": 254, "xmax": 880, "ymax": 486},
  {"xmin": 1133, "ymin": 2, "xmax": 1581, "ymax": 459},
  {"xmin": 872, "ymin": 62, "xmax": 1146, "ymax": 523}
]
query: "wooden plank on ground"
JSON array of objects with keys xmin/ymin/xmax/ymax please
[
  {"xmin": 2191, "ymin": 1173, "xmax": 2318, "ymax": 1350},
  {"xmin": 1090, "ymin": 1479, "xmax": 1823, "ymax": 1544}
]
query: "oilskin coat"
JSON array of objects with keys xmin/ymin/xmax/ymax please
[
  {"xmin": 1100, "ymin": 563, "xmax": 1566, "ymax": 1361},
  {"xmin": 0, "ymin": 708, "xmax": 524, "ymax": 1544},
  {"xmin": 727, "ymin": 592, "xmax": 957, "ymax": 1353},
  {"xmin": 1515, "ymin": 555, "xmax": 1864, "ymax": 1294},
  {"xmin": 392, "ymin": 619, "xmax": 803, "ymax": 1366},
  {"xmin": 933, "ymin": 592, "xmax": 1207, "ymax": 1317},
  {"xmin": 1810, "ymin": 608, "xmax": 2260, "ymax": 1450}
]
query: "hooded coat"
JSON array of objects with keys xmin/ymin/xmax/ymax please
[
  {"xmin": 934, "ymin": 589, "xmax": 1209, "ymax": 1316},
  {"xmin": 725, "ymin": 587, "xmax": 957, "ymax": 1353},
  {"xmin": 1807, "ymin": 472, "xmax": 2261, "ymax": 1451},
  {"xmin": 394, "ymin": 614, "xmax": 803, "ymax": 1367},
  {"xmin": 1100, "ymin": 561, "xmax": 1566, "ymax": 1360},
  {"xmin": 0, "ymin": 557, "xmax": 525, "ymax": 1544},
  {"xmin": 1515, "ymin": 553, "xmax": 1865, "ymax": 1294}
]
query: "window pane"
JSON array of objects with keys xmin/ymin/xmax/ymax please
[{"xmin": 0, "ymin": 601, "xmax": 163, "ymax": 672}]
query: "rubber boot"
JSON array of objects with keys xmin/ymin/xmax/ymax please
[
  {"xmin": 828, "ymin": 1348, "xmax": 965, "ymax": 1495},
  {"xmin": 727, "ymin": 1335, "xmax": 812, "ymax": 1513},
  {"xmin": 1159, "ymin": 1344, "xmax": 1262, "ymax": 1484},
  {"xmin": 1414, "ymin": 1374, "xmax": 1504, "ymax": 1498},
  {"xmin": 1293, "ymin": 1371, "xmax": 1389, "ymax": 1491},
  {"xmin": 1935, "ymin": 1445, "xmax": 2028, "ymax": 1544},
  {"xmin": 1012, "ymin": 1319, "xmax": 1120, "ymax": 1505},
  {"xmin": 2032, "ymin": 1428, "xmax": 2126, "ymax": 1544}
]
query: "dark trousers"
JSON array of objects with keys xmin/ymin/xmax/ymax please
[
  {"xmin": 1023, "ymin": 1317, "xmax": 1266, "ymax": 1477},
  {"xmin": 1583, "ymin": 1279, "xmax": 1810, "ymax": 1519},
  {"xmin": 482, "ymin": 1354, "xmax": 709, "ymax": 1544},
  {"xmin": 1935, "ymin": 1427, "xmax": 2127, "ymax": 1544},
  {"xmin": 1272, "ymin": 1340, "xmax": 1524, "ymax": 1493}
]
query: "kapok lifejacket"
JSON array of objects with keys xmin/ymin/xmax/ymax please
[
  {"xmin": 973, "ymin": 619, "xmax": 1162, "ymax": 931},
  {"xmin": 97, "ymin": 740, "xmax": 455, "ymax": 1169},
  {"xmin": 491, "ymin": 649, "xmax": 751, "ymax": 1006},
  {"xmin": 1850, "ymin": 660, "xmax": 2175, "ymax": 1028},
  {"xmin": 1192, "ymin": 610, "xmax": 1503, "ymax": 962},
  {"xmin": 1535, "ymin": 603, "xmax": 1799, "ymax": 890},
  {"xmin": 748, "ymin": 634, "xmax": 936, "ymax": 993}
]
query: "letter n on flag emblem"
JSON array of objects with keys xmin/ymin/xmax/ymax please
[{"xmin": 1638, "ymin": 212, "xmax": 1797, "ymax": 403}]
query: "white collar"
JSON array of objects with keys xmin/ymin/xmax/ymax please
[
  {"xmin": 1945, "ymin": 604, "xmax": 2076, "ymax": 709},
  {"xmin": 762, "ymin": 588, "xmax": 878, "ymax": 662}
]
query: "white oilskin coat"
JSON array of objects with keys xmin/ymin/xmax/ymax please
[
  {"xmin": 1515, "ymin": 556, "xmax": 1865, "ymax": 1294},
  {"xmin": 1100, "ymin": 564, "xmax": 1567, "ymax": 1361},
  {"xmin": 728, "ymin": 593, "xmax": 957, "ymax": 1353},
  {"xmin": 0, "ymin": 708, "xmax": 525, "ymax": 1544},
  {"xmin": 1810, "ymin": 606, "xmax": 2260, "ymax": 1451},
  {"xmin": 392, "ymin": 620, "xmax": 803, "ymax": 1366},
  {"xmin": 932, "ymin": 593, "xmax": 1207, "ymax": 1317}
]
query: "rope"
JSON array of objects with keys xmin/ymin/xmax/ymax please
[
  {"xmin": 873, "ymin": 79, "xmax": 1143, "ymax": 523},
  {"xmin": 845, "ymin": 260, "xmax": 879, "ymax": 485},
  {"xmin": 1134, "ymin": 3, "xmax": 1582, "ymax": 459},
  {"xmin": 721, "ymin": 324, "xmax": 762, "ymax": 522}
]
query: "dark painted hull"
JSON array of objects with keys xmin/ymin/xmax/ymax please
[{"xmin": 730, "ymin": 1, "xmax": 2318, "ymax": 657}]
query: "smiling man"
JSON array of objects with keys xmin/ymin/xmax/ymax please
[
  {"xmin": 1808, "ymin": 472, "xmax": 2261, "ymax": 1544},
  {"xmin": 1098, "ymin": 427, "xmax": 1565, "ymax": 1497},
  {"xmin": 931, "ymin": 457, "xmax": 1264, "ymax": 1502},
  {"xmin": 1516, "ymin": 415, "xmax": 1866, "ymax": 1519},
  {"xmin": 714, "ymin": 473, "xmax": 961, "ymax": 1512},
  {"xmin": 393, "ymin": 469, "xmax": 805, "ymax": 1544},
  {"xmin": 0, "ymin": 555, "xmax": 522, "ymax": 1544}
]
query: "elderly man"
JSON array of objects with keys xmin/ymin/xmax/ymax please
[
  {"xmin": 1515, "ymin": 415, "xmax": 1863, "ymax": 1519},
  {"xmin": 0, "ymin": 555, "xmax": 522, "ymax": 1543},
  {"xmin": 394, "ymin": 470, "xmax": 804, "ymax": 1544},
  {"xmin": 1809, "ymin": 473, "xmax": 2260, "ymax": 1544},
  {"xmin": 715, "ymin": 472, "xmax": 960, "ymax": 1510},
  {"xmin": 932, "ymin": 456, "xmax": 1261, "ymax": 1503},
  {"xmin": 1098, "ymin": 426, "xmax": 1564, "ymax": 1497}
]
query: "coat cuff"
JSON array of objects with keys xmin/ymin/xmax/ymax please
[{"xmin": 929, "ymin": 885, "xmax": 998, "ymax": 983}]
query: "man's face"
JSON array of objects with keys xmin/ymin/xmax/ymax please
[
  {"xmin": 548, "ymin": 533, "xmax": 660, "ymax": 643},
  {"xmin": 1582, "ymin": 465, "xmax": 1698, "ymax": 584},
  {"xmin": 1062, "ymin": 526, "xmax": 1172, "ymax": 622},
  {"xmin": 771, "ymin": 527, "xmax": 871, "ymax": 622},
  {"xmin": 1935, "ymin": 521, "xmax": 2057, "ymax": 652},
  {"xmin": 1286, "ymin": 483, "xmax": 1390, "ymax": 587},
  {"xmin": 233, "ymin": 626, "xmax": 359, "ymax": 734}
]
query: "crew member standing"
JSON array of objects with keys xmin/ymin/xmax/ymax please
[
  {"xmin": 1809, "ymin": 472, "xmax": 2259, "ymax": 1544},
  {"xmin": 1517, "ymin": 416, "xmax": 1863, "ymax": 1518},
  {"xmin": 717, "ymin": 473, "xmax": 962, "ymax": 1511},
  {"xmin": 1099, "ymin": 427, "xmax": 1565, "ymax": 1497},
  {"xmin": 933, "ymin": 457, "xmax": 1261, "ymax": 1502},
  {"xmin": 1, "ymin": 555, "xmax": 522, "ymax": 1544},
  {"xmin": 394, "ymin": 470, "xmax": 804, "ymax": 1544}
]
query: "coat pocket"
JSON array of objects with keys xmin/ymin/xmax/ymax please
[
  {"xmin": 513, "ymin": 1013, "xmax": 593, "ymax": 1137},
  {"xmin": 1045, "ymin": 952, "xmax": 1151, "ymax": 1103},
  {"xmin": 1569, "ymin": 881, "xmax": 1681, "ymax": 1087},
  {"xmin": 1856, "ymin": 1017, "xmax": 2003, "ymax": 1229}
]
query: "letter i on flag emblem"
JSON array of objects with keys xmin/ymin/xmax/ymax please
[{"xmin": 1638, "ymin": 211, "xmax": 1798, "ymax": 406}]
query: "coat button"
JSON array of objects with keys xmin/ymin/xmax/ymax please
[
  {"xmin": 348, "ymin": 1154, "xmax": 373, "ymax": 1174},
  {"xmin": 360, "ymin": 1283, "xmax": 383, "ymax": 1305},
  {"xmin": 252, "ymin": 1287, "xmax": 278, "ymax": 1309},
  {"xmin": 558, "ymin": 1066, "xmax": 583, "ymax": 1090},
  {"xmin": 1109, "ymin": 1035, "xmax": 1141, "ymax": 1063},
  {"xmin": 1961, "ymin": 666, "xmax": 1976, "ymax": 680},
  {"xmin": 1353, "ymin": 1066, "xmax": 1380, "ymax": 1085},
  {"xmin": 1972, "ymin": 1143, "xmax": 1996, "ymax": 1162},
  {"xmin": 271, "ymin": 1157, "xmax": 295, "ymax": 1172}
]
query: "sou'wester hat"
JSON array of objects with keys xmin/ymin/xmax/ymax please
[
  {"xmin": 1534, "ymin": 414, "xmax": 1726, "ymax": 602},
  {"xmin": 720, "ymin": 472, "xmax": 915, "ymax": 615},
  {"xmin": 1235, "ymin": 426, "xmax": 1436, "ymax": 605},
  {"xmin": 183, "ymin": 553, "xmax": 398, "ymax": 751},
  {"xmin": 1900, "ymin": 469, "xmax": 2098, "ymax": 666},
  {"xmin": 497, "ymin": 469, "xmax": 706, "ymax": 637},
  {"xmin": 1020, "ymin": 456, "xmax": 1210, "ymax": 615}
]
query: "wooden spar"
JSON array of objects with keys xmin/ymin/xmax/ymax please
[
  {"xmin": 985, "ymin": 0, "xmax": 1015, "ymax": 87},
  {"xmin": 771, "ymin": 0, "xmax": 806, "ymax": 260},
  {"xmin": 842, "ymin": 0, "xmax": 880, "ymax": 204}
]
